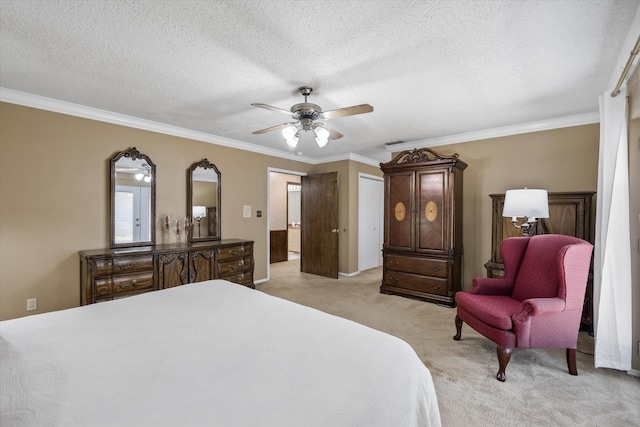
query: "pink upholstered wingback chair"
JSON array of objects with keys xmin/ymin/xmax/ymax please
[{"xmin": 453, "ymin": 234, "xmax": 593, "ymax": 381}]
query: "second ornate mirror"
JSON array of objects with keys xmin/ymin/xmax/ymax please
[{"xmin": 188, "ymin": 159, "xmax": 221, "ymax": 242}]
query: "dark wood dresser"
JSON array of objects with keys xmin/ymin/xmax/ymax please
[
  {"xmin": 485, "ymin": 191, "xmax": 595, "ymax": 331},
  {"xmin": 80, "ymin": 239, "xmax": 254, "ymax": 305},
  {"xmin": 380, "ymin": 148, "xmax": 467, "ymax": 307}
]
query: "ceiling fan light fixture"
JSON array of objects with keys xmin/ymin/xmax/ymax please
[
  {"xmin": 282, "ymin": 125, "xmax": 299, "ymax": 148},
  {"xmin": 253, "ymin": 86, "xmax": 372, "ymax": 147},
  {"xmin": 314, "ymin": 126, "xmax": 330, "ymax": 147},
  {"xmin": 315, "ymin": 137, "xmax": 328, "ymax": 148}
]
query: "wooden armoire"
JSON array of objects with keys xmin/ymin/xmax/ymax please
[{"xmin": 380, "ymin": 148, "xmax": 467, "ymax": 307}]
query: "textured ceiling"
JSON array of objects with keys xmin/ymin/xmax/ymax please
[{"xmin": 1, "ymin": 0, "xmax": 638, "ymax": 163}]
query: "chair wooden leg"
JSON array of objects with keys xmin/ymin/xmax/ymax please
[
  {"xmin": 453, "ymin": 315, "xmax": 463, "ymax": 341},
  {"xmin": 496, "ymin": 346, "xmax": 512, "ymax": 382},
  {"xmin": 567, "ymin": 348, "xmax": 578, "ymax": 375}
]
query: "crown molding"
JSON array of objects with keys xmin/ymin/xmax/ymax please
[
  {"xmin": 0, "ymin": 88, "xmax": 383, "ymax": 166},
  {"xmin": 385, "ymin": 112, "xmax": 600, "ymax": 152},
  {"xmin": 310, "ymin": 151, "xmax": 383, "ymax": 167},
  {"xmin": 0, "ymin": 88, "xmax": 325, "ymax": 163},
  {"xmin": 3, "ymin": 88, "xmax": 588, "ymax": 167}
]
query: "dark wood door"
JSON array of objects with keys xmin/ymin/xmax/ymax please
[
  {"xmin": 269, "ymin": 230, "xmax": 288, "ymax": 263},
  {"xmin": 301, "ymin": 172, "xmax": 339, "ymax": 278}
]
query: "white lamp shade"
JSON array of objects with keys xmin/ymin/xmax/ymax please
[
  {"xmin": 286, "ymin": 136, "xmax": 299, "ymax": 148},
  {"xmin": 193, "ymin": 205, "xmax": 207, "ymax": 218},
  {"xmin": 315, "ymin": 136, "xmax": 328, "ymax": 148},
  {"xmin": 502, "ymin": 189, "xmax": 549, "ymax": 221},
  {"xmin": 314, "ymin": 126, "xmax": 330, "ymax": 148},
  {"xmin": 282, "ymin": 125, "xmax": 299, "ymax": 148}
]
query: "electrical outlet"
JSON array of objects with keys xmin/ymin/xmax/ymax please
[{"xmin": 27, "ymin": 298, "xmax": 37, "ymax": 311}]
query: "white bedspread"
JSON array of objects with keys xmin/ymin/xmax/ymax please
[{"xmin": 1, "ymin": 280, "xmax": 440, "ymax": 426}]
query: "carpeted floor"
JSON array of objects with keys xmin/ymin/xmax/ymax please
[{"xmin": 258, "ymin": 259, "xmax": 640, "ymax": 427}]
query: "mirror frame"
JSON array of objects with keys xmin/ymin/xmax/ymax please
[
  {"xmin": 110, "ymin": 147, "xmax": 156, "ymax": 248},
  {"xmin": 187, "ymin": 158, "xmax": 221, "ymax": 242}
]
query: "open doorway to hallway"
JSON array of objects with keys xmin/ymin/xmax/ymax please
[{"xmin": 268, "ymin": 169, "xmax": 304, "ymax": 277}]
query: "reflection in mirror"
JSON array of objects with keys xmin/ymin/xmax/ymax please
[
  {"xmin": 188, "ymin": 159, "xmax": 221, "ymax": 242},
  {"xmin": 110, "ymin": 147, "xmax": 156, "ymax": 248}
]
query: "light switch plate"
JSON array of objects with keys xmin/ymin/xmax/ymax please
[{"xmin": 243, "ymin": 205, "xmax": 251, "ymax": 218}]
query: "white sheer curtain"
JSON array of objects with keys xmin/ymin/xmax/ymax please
[{"xmin": 594, "ymin": 87, "xmax": 632, "ymax": 371}]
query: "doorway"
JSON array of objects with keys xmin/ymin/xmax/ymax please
[
  {"xmin": 267, "ymin": 168, "xmax": 339, "ymax": 280},
  {"xmin": 268, "ymin": 169, "xmax": 305, "ymax": 277}
]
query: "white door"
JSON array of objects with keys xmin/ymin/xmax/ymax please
[
  {"xmin": 115, "ymin": 185, "xmax": 151, "ymax": 244},
  {"xmin": 358, "ymin": 175, "xmax": 384, "ymax": 271}
]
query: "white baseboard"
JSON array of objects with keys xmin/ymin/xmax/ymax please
[
  {"xmin": 627, "ymin": 369, "xmax": 640, "ymax": 377},
  {"xmin": 339, "ymin": 271, "xmax": 360, "ymax": 277}
]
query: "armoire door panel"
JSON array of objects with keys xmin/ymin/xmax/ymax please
[
  {"xmin": 417, "ymin": 170, "xmax": 446, "ymax": 252},
  {"xmin": 386, "ymin": 172, "xmax": 413, "ymax": 250}
]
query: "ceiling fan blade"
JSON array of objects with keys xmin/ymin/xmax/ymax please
[
  {"xmin": 251, "ymin": 103, "xmax": 293, "ymax": 115},
  {"xmin": 252, "ymin": 122, "xmax": 292, "ymax": 135},
  {"xmin": 321, "ymin": 104, "xmax": 373, "ymax": 120}
]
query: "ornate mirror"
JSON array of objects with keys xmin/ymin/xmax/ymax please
[
  {"xmin": 110, "ymin": 147, "xmax": 156, "ymax": 248},
  {"xmin": 188, "ymin": 159, "xmax": 221, "ymax": 242}
]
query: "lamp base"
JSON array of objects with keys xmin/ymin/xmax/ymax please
[{"xmin": 511, "ymin": 220, "xmax": 536, "ymax": 237}]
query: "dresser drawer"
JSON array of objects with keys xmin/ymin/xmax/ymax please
[
  {"xmin": 384, "ymin": 270, "xmax": 448, "ymax": 296},
  {"xmin": 217, "ymin": 256, "xmax": 252, "ymax": 276},
  {"xmin": 216, "ymin": 244, "xmax": 252, "ymax": 261},
  {"xmin": 221, "ymin": 272, "xmax": 253, "ymax": 287},
  {"xmin": 385, "ymin": 254, "xmax": 448, "ymax": 278},
  {"xmin": 95, "ymin": 271, "xmax": 154, "ymax": 298},
  {"xmin": 93, "ymin": 255, "xmax": 154, "ymax": 277}
]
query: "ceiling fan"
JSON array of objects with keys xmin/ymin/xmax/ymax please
[{"xmin": 251, "ymin": 86, "xmax": 373, "ymax": 148}]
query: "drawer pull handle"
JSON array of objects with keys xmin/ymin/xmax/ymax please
[
  {"xmin": 230, "ymin": 265, "xmax": 241, "ymax": 271},
  {"xmin": 230, "ymin": 249, "xmax": 244, "ymax": 256},
  {"xmin": 430, "ymin": 266, "xmax": 441, "ymax": 271},
  {"xmin": 117, "ymin": 279, "xmax": 137, "ymax": 289},
  {"xmin": 119, "ymin": 264, "xmax": 135, "ymax": 270},
  {"xmin": 431, "ymin": 284, "xmax": 442, "ymax": 290}
]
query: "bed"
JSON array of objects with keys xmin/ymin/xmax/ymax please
[{"xmin": 1, "ymin": 280, "xmax": 440, "ymax": 426}]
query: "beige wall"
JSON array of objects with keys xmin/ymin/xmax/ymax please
[
  {"xmin": 0, "ymin": 102, "xmax": 320, "ymax": 320},
  {"xmin": 430, "ymin": 125, "xmax": 600, "ymax": 289}
]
